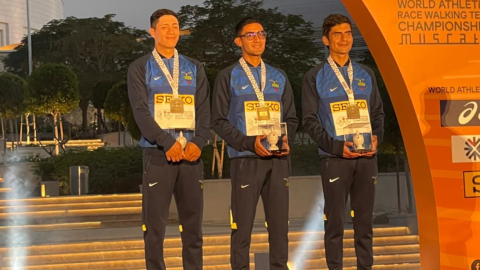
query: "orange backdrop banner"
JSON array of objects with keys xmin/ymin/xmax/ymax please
[{"xmin": 341, "ymin": 1, "xmax": 480, "ymax": 269}]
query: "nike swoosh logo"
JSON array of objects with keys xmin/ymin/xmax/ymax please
[
  {"xmin": 242, "ymin": 85, "xmax": 249, "ymax": 90},
  {"xmin": 241, "ymin": 184, "xmax": 249, "ymax": 189},
  {"xmin": 154, "ymin": 77, "xmax": 161, "ymax": 81},
  {"xmin": 329, "ymin": 177, "xmax": 339, "ymax": 183},
  {"xmin": 149, "ymin": 182, "xmax": 158, "ymax": 187},
  {"xmin": 330, "ymin": 87, "xmax": 338, "ymax": 92}
]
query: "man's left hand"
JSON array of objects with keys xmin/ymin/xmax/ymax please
[
  {"xmin": 183, "ymin": 143, "xmax": 202, "ymax": 162},
  {"xmin": 362, "ymin": 135, "xmax": 378, "ymax": 157},
  {"xmin": 273, "ymin": 135, "xmax": 290, "ymax": 157}
]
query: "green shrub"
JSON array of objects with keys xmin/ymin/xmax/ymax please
[
  {"xmin": 34, "ymin": 143, "xmax": 405, "ymax": 194},
  {"xmin": 35, "ymin": 147, "xmax": 143, "ymax": 194}
]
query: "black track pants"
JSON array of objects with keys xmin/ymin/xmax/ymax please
[
  {"xmin": 230, "ymin": 158, "xmax": 290, "ymax": 270},
  {"xmin": 320, "ymin": 157, "xmax": 377, "ymax": 270},
  {"xmin": 142, "ymin": 152, "xmax": 204, "ymax": 270}
]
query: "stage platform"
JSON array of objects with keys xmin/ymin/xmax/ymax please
[{"xmin": 0, "ymin": 194, "xmax": 420, "ymax": 269}]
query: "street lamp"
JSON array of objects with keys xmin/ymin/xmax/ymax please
[
  {"xmin": 25, "ymin": 0, "xmax": 35, "ymax": 145},
  {"xmin": 26, "ymin": 0, "xmax": 33, "ymax": 76}
]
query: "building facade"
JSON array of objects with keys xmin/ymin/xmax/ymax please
[{"xmin": 0, "ymin": 0, "xmax": 64, "ymax": 71}]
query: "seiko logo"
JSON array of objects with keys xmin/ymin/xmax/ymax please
[
  {"xmin": 245, "ymin": 102, "xmax": 281, "ymax": 112},
  {"xmin": 155, "ymin": 94, "xmax": 194, "ymax": 105},
  {"xmin": 331, "ymin": 100, "xmax": 368, "ymax": 112}
]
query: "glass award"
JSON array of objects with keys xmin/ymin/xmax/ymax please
[
  {"xmin": 258, "ymin": 122, "xmax": 289, "ymax": 154},
  {"xmin": 343, "ymin": 122, "xmax": 373, "ymax": 153},
  {"xmin": 167, "ymin": 129, "xmax": 195, "ymax": 150}
]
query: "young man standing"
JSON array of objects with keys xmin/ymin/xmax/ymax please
[
  {"xmin": 128, "ymin": 9, "xmax": 210, "ymax": 270},
  {"xmin": 212, "ymin": 17, "xmax": 298, "ymax": 270},
  {"xmin": 302, "ymin": 14, "xmax": 385, "ymax": 270}
]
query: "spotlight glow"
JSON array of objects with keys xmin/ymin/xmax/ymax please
[
  {"xmin": 290, "ymin": 192, "xmax": 325, "ymax": 270},
  {"xmin": 4, "ymin": 165, "xmax": 32, "ymax": 270}
]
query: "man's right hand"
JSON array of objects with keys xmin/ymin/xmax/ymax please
[
  {"xmin": 255, "ymin": 134, "xmax": 272, "ymax": 157},
  {"xmin": 343, "ymin": 142, "xmax": 361, "ymax": 159},
  {"xmin": 166, "ymin": 142, "xmax": 183, "ymax": 162}
]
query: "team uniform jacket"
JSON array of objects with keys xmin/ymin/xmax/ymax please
[
  {"xmin": 302, "ymin": 60, "xmax": 384, "ymax": 156},
  {"xmin": 128, "ymin": 53, "xmax": 210, "ymax": 153},
  {"xmin": 212, "ymin": 61, "xmax": 298, "ymax": 158}
]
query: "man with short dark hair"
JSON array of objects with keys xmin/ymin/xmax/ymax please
[
  {"xmin": 128, "ymin": 8, "xmax": 210, "ymax": 270},
  {"xmin": 212, "ymin": 17, "xmax": 298, "ymax": 270},
  {"xmin": 302, "ymin": 14, "xmax": 384, "ymax": 270}
]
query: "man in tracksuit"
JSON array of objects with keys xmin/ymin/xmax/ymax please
[
  {"xmin": 302, "ymin": 14, "xmax": 385, "ymax": 270},
  {"xmin": 212, "ymin": 17, "xmax": 298, "ymax": 270},
  {"xmin": 128, "ymin": 9, "xmax": 210, "ymax": 270}
]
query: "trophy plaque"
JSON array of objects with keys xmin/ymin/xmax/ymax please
[
  {"xmin": 166, "ymin": 129, "xmax": 195, "ymax": 150},
  {"xmin": 176, "ymin": 131, "xmax": 187, "ymax": 150},
  {"xmin": 343, "ymin": 122, "xmax": 373, "ymax": 153},
  {"xmin": 259, "ymin": 122, "xmax": 288, "ymax": 154}
]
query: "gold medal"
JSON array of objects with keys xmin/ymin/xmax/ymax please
[
  {"xmin": 170, "ymin": 98, "xmax": 184, "ymax": 114},
  {"xmin": 153, "ymin": 49, "xmax": 184, "ymax": 113},
  {"xmin": 327, "ymin": 56, "xmax": 363, "ymax": 120},
  {"xmin": 346, "ymin": 104, "xmax": 360, "ymax": 119},
  {"xmin": 257, "ymin": 105, "xmax": 271, "ymax": 121},
  {"xmin": 239, "ymin": 58, "xmax": 270, "ymax": 122}
]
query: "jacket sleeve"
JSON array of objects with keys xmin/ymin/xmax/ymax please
[
  {"xmin": 302, "ymin": 67, "xmax": 344, "ymax": 157},
  {"xmin": 366, "ymin": 68, "xmax": 385, "ymax": 144},
  {"xmin": 127, "ymin": 57, "xmax": 176, "ymax": 151},
  {"xmin": 279, "ymin": 70, "xmax": 299, "ymax": 148},
  {"xmin": 189, "ymin": 62, "xmax": 211, "ymax": 150},
  {"xmin": 211, "ymin": 68, "xmax": 256, "ymax": 153}
]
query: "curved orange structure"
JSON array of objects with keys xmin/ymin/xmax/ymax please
[{"xmin": 341, "ymin": 1, "xmax": 480, "ymax": 269}]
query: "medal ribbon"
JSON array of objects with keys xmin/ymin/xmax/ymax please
[
  {"xmin": 153, "ymin": 49, "xmax": 180, "ymax": 99},
  {"xmin": 239, "ymin": 58, "xmax": 267, "ymax": 106},
  {"xmin": 327, "ymin": 56, "xmax": 355, "ymax": 105}
]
